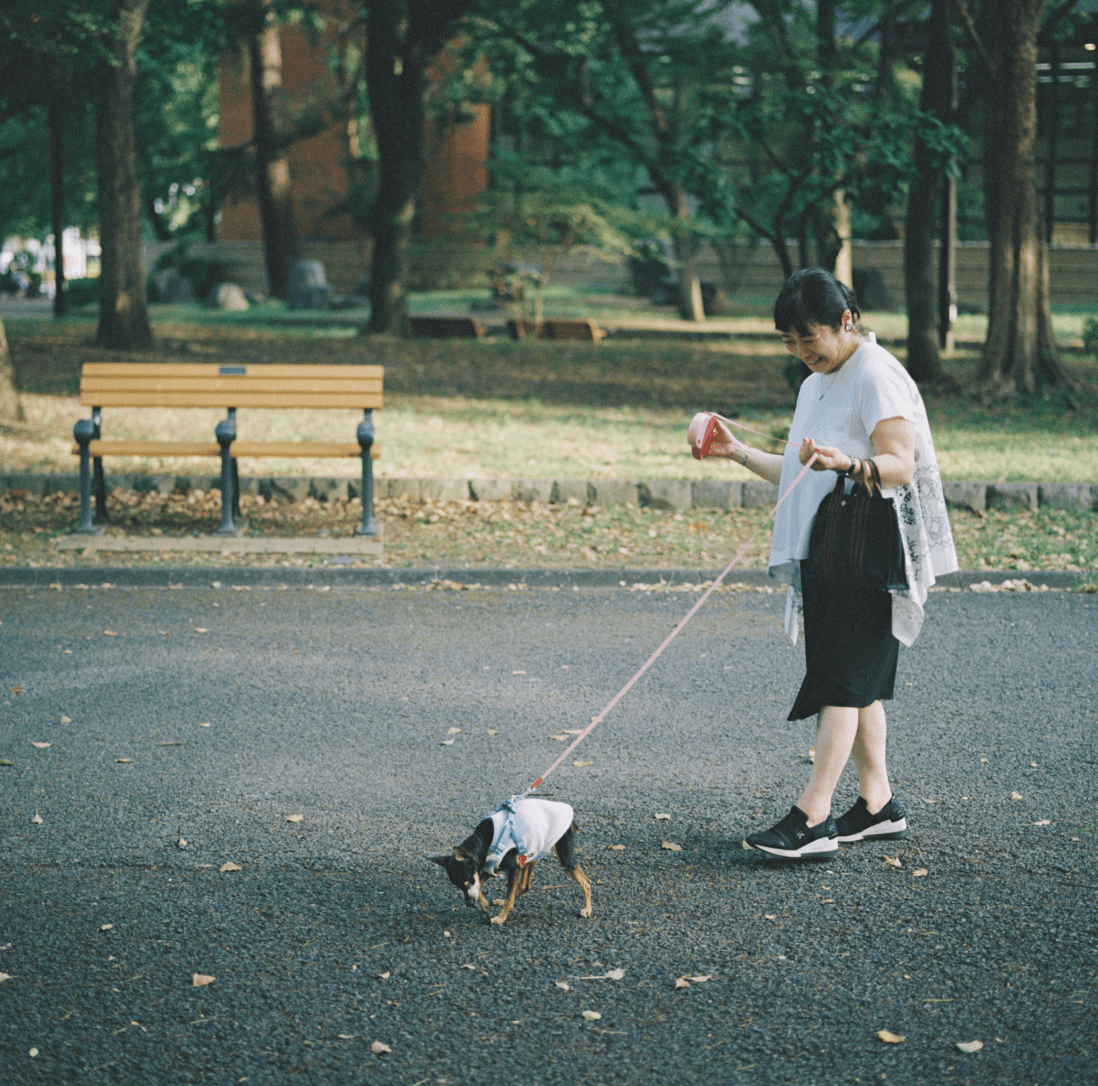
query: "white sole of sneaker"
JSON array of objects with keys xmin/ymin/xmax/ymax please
[
  {"xmin": 837, "ymin": 817, "xmax": 908, "ymax": 843},
  {"xmin": 742, "ymin": 836, "xmax": 838, "ymax": 860}
]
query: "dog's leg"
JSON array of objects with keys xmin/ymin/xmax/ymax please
[
  {"xmin": 518, "ymin": 860, "xmax": 537, "ymax": 896},
  {"xmin": 490, "ymin": 865, "xmax": 522, "ymax": 926},
  {"xmin": 554, "ymin": 829, "xmax": 593, "ymax": 918}
]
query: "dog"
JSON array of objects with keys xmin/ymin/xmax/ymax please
[{"xmin": 431, "ymin": 796, "xmax": 592, "ymax": 926}]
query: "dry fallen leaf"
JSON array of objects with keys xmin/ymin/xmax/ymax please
[
  {"xmin": 440, "ymin": 738, "xmax": 455, "ymax": 746},
  {"xmin": 913, "ymin": 869, "xmax": 928, "ymax": 877},
  {"xmin": 60, "ymin": 716, "xmax": 72, "ymax": 724},
  {"xmin": 606, "ymin": 968, "xmax": 625, "ymax": 981},
  {"xmin": 883, "ymin": 856, "xmax": 902, "ymax": 868},
  {"xmin": 1011, "ymin": 792, "xmax": 1023, "ymax": 801},
  {"xmin": 764, "ymin": 914, "xmax": 777, "ymax": 920},
  {"xmin": 99, "ymin": 924, "xmax": 114, "ymax": 932},
  {"xmin": 980, "ymin": 757, "xmax": 989, "ymax": 763},
  {"xmin": 371, "ymin": 1041, "xmax": 391, "ymax": 1054},
  {"xmin": 192, "ymin": 974, "xmax": 215, "ymax": 987},
  {"xmin": 548, "ymin": 734, "xmax": 570, "ymax": 742},
  {"xmin": 219, "ymin": 862, "xmax": 242, "ymax": 873},
  {"xmin": 581, "ymin": 1010, "xmax": 602, "ymax": 1021},
  {"xmin": 0, "ymin": 973, "xmax": 12, "ymax": 983},
  {"xmin": 574, "ymin": 761, "xmax": 593, "ymax": 768},
  {"xmin": 689, "ymin": 975, "xmax": 711, "ymax": 983},
  {"xmin": 198, "ymin": 722, "xmax": 211, "ymax": 728},
  {"xmin": 654, "ymin": 813, "xmax": 671, "ymax": 821},
  {"xmin": 1030, "ymin": 761, "xmax": 1038, "ymax": 768},
  {"xmin": 31, "ymin": 742, "xmax": 51, "ymax": 749},
  {"xmin": 338, "ymin": 1034, "xmax": 354, "ymax": 1040},
  {"xmin": 661, "ymin": 841, "xmax": 682, "ymax": 852},
  {"xmin": 9, "ymin": 685, "xmax": 23, "ymax": 693},
  {"xmin": 461, "ymin": 964, "xmax": 476, "ymax": 970},
  {"xmin": 1033, "ymin": 820, "xmax": 1051, "ymax": 826},
  {"xmin": 286, "ymin": 814, "xmax": 304, "ymax": 823},
  {"xmin": 956, "ymin": 1040, "xmax": 984, "ymax": 1054},
  {"xmin": 674, "ymin": 977, "xmax": 691, "ymax": 989},
  {"xmin": 177, "ymin": 835, "xmax": 187, "ymax": 849},
  {"xmin": 103, "ymin": 631, "xmax": 118, "ymax": 637},
  {"xmin": 378, "ymin": 971, "xmax": 390, "ymax": 980},
  {"xmin": 115, "ymin": 758, "xmax": 132, "ymax": 764},
  {"xmin": 609, "ymin": 844, "xmax": 625, "ymax": 851},
  {"xmin": 877, "ymin": 1029, "xmax": 905, "ymax": 1044},
  {"xmin": 555, "ymin": 981, "xmax": 570, "ymax": 991},
  {"xmin": 447, "ymin": 727, "xmax": 461, "ymax": 735},
  {"xmin": 486, "ymin": 729, "xmax": 498, "ymax": 736},
  {"xmin": 194, "ymin": 628, "xmax": 210, "ymax": 634},
  {"xmin": 31, "ymin": 811, "xmax": 43, "ymax": 824},
  {"xmin": 0, "ymin": 760, "xmax": 13, "ymax": 767}
]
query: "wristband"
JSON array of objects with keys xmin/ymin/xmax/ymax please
[{"xmin": 740, "ymin": 449, "xmax": 750, "ymax": 467}]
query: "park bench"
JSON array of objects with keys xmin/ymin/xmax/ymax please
[
  {"xmin": 507, "ymin": 317, "xmax": 606, "ymax": 342},
  {"xmin": 71, "ymin": 362, "xmax": 383, "ymax": 537},
  {"xmin": 408, "ymin": 315, "xmax": 485, "ymax": 338}
]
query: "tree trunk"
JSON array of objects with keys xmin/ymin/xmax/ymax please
[
  {"xmin": 50, "ymin": 94, "xmax": 67, "ymax": 319},
  {"xmin": 364, "ymin": 0, "xmax": 426, "ymax": 335},
  {"xmin": 95, "ymin": 0, "xmax": 153, "ymax": 350},
  {"xmin": 903, "ymin": 0, "xmax": 954, "ymax": 384},
  {"xmin": 976, "ymin": 0, "xmax": 1069, "ymax": 397},
  {"xmin": 247, "ymin": 2, "xmax": 298, "ymax": 300},
  {"xmin": 668, "ymin": 185, "xmax": 704, "ymax": 322},
  {"xmin": 0, "ymin": 319, "xmax": 23, "ymax": 423}
]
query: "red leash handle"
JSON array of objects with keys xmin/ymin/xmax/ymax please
[{"xmin": 526, "ymin": 452, "xmax": 819, "ymax": 795}]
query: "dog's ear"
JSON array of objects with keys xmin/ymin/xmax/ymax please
[
  {"xmin": 428, "ymin": 854, "xmax": 451, "ymax": 867},
  {"xmin": 454, "ymin": 847, "xmax": 474, "ymax": 862}
]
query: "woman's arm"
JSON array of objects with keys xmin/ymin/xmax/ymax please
[
  {"xmin": 696, "ymin": 417, "xmax": 785, "ymax": 486},
  {"xmin": 798, "ymin": 417, "xmax": 915, "ymax": 489}
]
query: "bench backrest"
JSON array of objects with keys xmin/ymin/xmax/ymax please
[{"xmin": 79, "ymin": 363, "xmax": 383, "ymax": 409}]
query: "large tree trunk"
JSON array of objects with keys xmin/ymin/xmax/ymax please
[
  {"xmin": 247, "ymin": 2, "xmax": 298, "ymax": 300},
  {"xmin": 95, "ymin": 0, "xmax": 153, "ymax": 350},
  {"xmin": 668, "ymin": 185, "xmax": 705, "ymax": 322},
  {"xmin": 0, "ymin": 319, "xmax": 23, "ymax": 423},
  {"xmin": 976, "ymin": 0, "xmax": 1069, "ymax": 397},
  {"xmin": 903, "ymin": 0, "xmax": 954, "ymax": 384}
]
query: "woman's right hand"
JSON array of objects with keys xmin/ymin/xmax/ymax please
[{"xmin": 687, "ymin": 412, "xmax": 745, "ymax": 461}]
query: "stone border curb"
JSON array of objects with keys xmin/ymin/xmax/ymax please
[
  {"xmin": 0, "ymin": 567, "xmax": 1086, "ymax": 591},
  {"xmin": 3, "ymin": 473, "xmax": 1096, "ymax": 513}
]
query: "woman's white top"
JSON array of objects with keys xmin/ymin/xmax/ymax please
[{"xmin": 769, "ymin": 335, "xmax": 958, "ymax": 647}]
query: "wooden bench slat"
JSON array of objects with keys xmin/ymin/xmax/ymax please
[
  {"xmin": 81, "ymin": 377, "xmax": 383, "ymax": 394},
  {"xmin": 74, "ymin": 440, "xmax": 379, "ymax": 459},
  {"xmin": 80, "ymin": 392, "xmax": 383, "ymax": 409},
  {"xmin": 80, "ymin": 362, "xmax": 384, "ymax": 379}
]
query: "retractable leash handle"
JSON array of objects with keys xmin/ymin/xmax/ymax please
[
  {"xmin": 689, "ymin": 412, "xmax": 798, "ymax": 461},
  {"xmin": 524, "ymin": 451, "xmax": 820, "ymax": 796}
]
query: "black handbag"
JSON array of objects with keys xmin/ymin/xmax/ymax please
[{"xmin": 805, "ymin": 459, "xmax": 909, "ymax": 591}]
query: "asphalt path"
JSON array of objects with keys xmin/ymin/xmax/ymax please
[{"xmin": 1, "ymin": 579, "xmax": 1096, "ymax": 1086}]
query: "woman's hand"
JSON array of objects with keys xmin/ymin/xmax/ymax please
[
  {"xmin": 687, "ymin": 413, "xmax": 746, "ymax": 461},
  {"xmin": 799, "ymin": 438, "xmax": 851, "ymax": 474}
]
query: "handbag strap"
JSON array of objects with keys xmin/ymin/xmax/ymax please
[{"xmin": 865, "ymin": 457, "xmax": 884, "ymax": 496}]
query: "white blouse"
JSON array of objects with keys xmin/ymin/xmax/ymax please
[{"xmin": 769, "ymin": 336, "xmax": 958, "ymax": 647}]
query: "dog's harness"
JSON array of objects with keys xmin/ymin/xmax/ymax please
[{"xmin": 483, "ymin": 797, "xmax": 574, "ymax": 875}]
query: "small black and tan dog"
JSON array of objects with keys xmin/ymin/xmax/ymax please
[{"xmin": 431, "ymin": 796, "xmax": 592, "ymax": 926}]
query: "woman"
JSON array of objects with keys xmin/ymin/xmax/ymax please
[{"xmin": 689, "ymin": 267, "xmax": 957, "ymax": 860}]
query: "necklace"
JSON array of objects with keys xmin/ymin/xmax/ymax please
[{"xmin": 818, "ymin": 338, "xmax": 865, "ymax": 400}]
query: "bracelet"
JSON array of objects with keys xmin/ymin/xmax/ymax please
[
  {"xmin": 740, "ymin": 449, "xmax": 750, "ymax": 467},
  {"xmin": 845, "ymin": 457, "xmax": 859, "ymax": 477}
]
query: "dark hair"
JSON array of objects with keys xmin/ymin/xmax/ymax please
[{"xmin": 773, "ymin": 267, "xmax": 860, "ymax": 336}]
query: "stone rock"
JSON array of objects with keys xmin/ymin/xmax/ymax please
[
  {"xmin": 942, "ymin": 481, "xmax": 987, "ymax": 514},
  {"xmin": 987, "ymin": 482, "xmax": 1038, "ymax": 512},
  {"xmin": 206, "ymin": 282, "xmax": 249, "ymax": 311},
  {"xmin": 1038, "ymin": 482, "xmax": 1096, "ymax": 512},
  {"xmin": 552, "ymin": 480, "xmax": 590, "ymax": 506},
  {"xmin": 588, "ymin": 479, "xmax": 640, "ymax": 507},
  {"xmin": 692, "ymin": 479, "xmax": 741, "ymax": 510},
  {"xmin": 288, "ymin": 260, "xmax": 330, "ymax": 310},
  {"xmin": 420, "ymin": 479, "xmax": 469, "ymax": 502},
  {"xmin": 639, "ymin": 479, "xmax": 692, "ymax": 511},
  {"xmin": 468, "ymin": 479, "xmax": 514, "ymax": 502},
  {"xmin": 309, "ymin": 477, "xmax": 348, "ymax": 502},
  {"xmin": 742, "ymin": 480, "xmax": 780, "ymax": 508},
  {"xmin": 512, "ymin": 479, "xmax": 554, "ymax": 503}
]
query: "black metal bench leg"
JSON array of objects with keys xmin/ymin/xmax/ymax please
[
  {"xmin": 73, "ymin": 418, "xmax": 99, "ymax": 534},
  {"xmin": 355, "ymin": 409, "xmax": 378, "ymax": 536},
  {"xmin": 231, "ymin": 458, "xmax": 241, "ymax": 518},
  {"xmin": 93, "ymin": 457, "xmax": 108, "ymax": 523},
  {"xmin": 215, "ymin": 408, "xmax": 238, "ymax": 535}
]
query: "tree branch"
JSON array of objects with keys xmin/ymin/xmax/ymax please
[{"xmin": 950, "ymin": 0, "xmax": 992, "ymax": 71}]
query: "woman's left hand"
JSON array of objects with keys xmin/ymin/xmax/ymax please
[{"xmin": 799, "ymin": 438, "xmax": 850, "ymax": 474}]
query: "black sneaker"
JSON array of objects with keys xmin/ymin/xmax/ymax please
[
  {"xmin": 834, "ymin": 796, "xmax": 908, "ymax": 842},
  {"xmin": 743, "ymin": 805, "xmax": 839, "ymax": 861}
]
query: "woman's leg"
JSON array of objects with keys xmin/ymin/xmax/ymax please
[
  {"xmin": 851, "ymin": 700, "xmax": 892, "ymax": 813},
  {"xmin": 796, "ymin": 705, "xmax": 858, "ymax": 825}
]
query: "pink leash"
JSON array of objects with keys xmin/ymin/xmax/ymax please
[{"xmin": 524, "ymin": 449, "xmax": 820, "ymax": 795}]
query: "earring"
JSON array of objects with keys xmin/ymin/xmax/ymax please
[{"xmin": 844, "ymin": 323, "xmax": 853, "ymax": 331}]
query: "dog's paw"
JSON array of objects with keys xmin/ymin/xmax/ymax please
[
  {"xmin": 580, "ymin": 906, "xmax": 593, "ymax": 918},
  {"xmin": 489, "ymin": 914, "xmax": 506, "ymax": 926}
]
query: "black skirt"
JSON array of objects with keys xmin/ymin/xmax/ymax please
[{"xmin": 787, "ymin": 565, "xmax": 899, "ymax": 721}]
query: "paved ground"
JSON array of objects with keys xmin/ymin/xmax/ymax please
[{"xmin": 1, "ymin": 578, "xmax": 1096, "ymax": 1085}]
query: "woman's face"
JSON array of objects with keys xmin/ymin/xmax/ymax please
[{"xmin": 780, "ymin": 312, "xmax": 855, "ymax": 375}]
